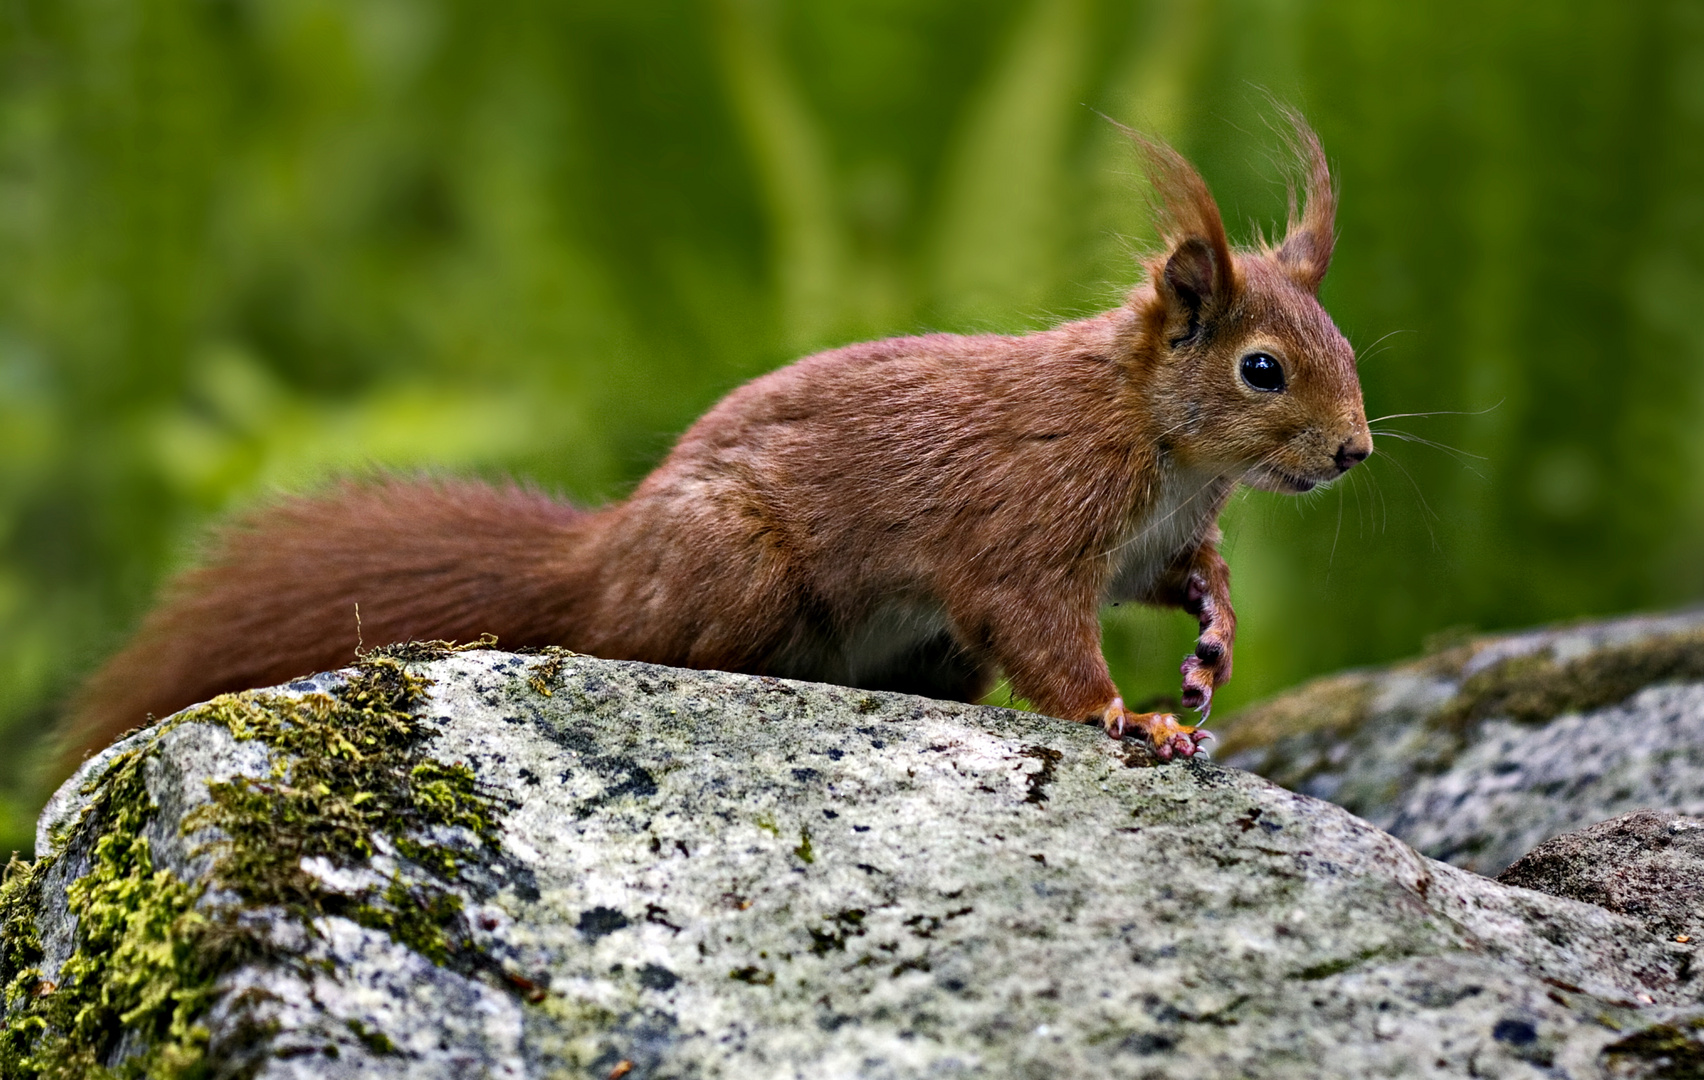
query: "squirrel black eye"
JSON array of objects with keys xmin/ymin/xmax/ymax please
[{"xmin": 1240, "ymin": 352, "xmax": 1286, "ymax": 393}]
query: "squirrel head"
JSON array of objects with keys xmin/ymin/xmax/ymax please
[{"xmin": 1126, "ymin": 113, "xmax": 1371, "ymax": 494}]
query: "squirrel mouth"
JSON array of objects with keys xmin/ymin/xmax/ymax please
[{"xmin": 1251, "ymin": 465, "xmax": 1320, "ymax": 494}]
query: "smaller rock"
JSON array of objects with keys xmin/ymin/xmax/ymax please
[
  {"xmin": 1218, "ymin": 609, "xmax": 1704, "ymax": 874},
  {"xmin": 1497, "ymin": 810, "xmax": 1704, "ymax": 942}
]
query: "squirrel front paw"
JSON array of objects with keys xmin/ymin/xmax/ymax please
[
  {"xmin": 1180, "ymin": 654, "xmax": 1221, "ymax": 716},
  {"xmin": 1179, "ymin": 568, "xmax": 1234, "ymax": 717},
  {"xmin": 1101, "ymin": 698, "xmax": 1212, "ymax": 761}
]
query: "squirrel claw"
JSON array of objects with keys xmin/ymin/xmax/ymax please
[
  {"xmin": 1156, "ymin": 726, "xmax": 1213, "ymax": 760},
  {"xmin": 1101, "ymin": 699, "xmax": 1211, "ymax": 761}
]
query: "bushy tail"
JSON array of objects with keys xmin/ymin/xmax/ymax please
[{"xmin": 57, "ymin": 476, "xmax": 596, "ymax": 779}]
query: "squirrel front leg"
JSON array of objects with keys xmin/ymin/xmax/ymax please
[
  {"xmin": 1145, "ymin": 541, "xmax": 1236, "ymax": 719},
  {"xmin": 956, "ymin": 589, "xmax": 1209, "ymax": 760}
]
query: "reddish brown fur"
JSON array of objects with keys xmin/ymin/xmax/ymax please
[{"xmin": 62, "ymin": 116, "xmax": 1370, "ymax": 773}]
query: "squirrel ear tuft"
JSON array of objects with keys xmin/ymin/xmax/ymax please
[
  {"xmin": 1118, "ymin": 124, "xmax": 1236, "ymax": 332},
  {"xmin": 1274, "ymin": 109, "xmax": 1336, "ymax": 293}
]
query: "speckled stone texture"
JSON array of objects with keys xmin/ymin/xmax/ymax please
[
  {"xmin": 29, "ymin": 650, "xmax": 1704, "ymax": 1077},
  {"xmin": 1498, "ymin": 811, "xmax": 1704, "ymax": 943},
  {"xmin": 1219, "ymin": 610, "xmax": 1704, "ymax": 875}
]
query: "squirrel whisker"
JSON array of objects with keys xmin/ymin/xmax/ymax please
[
  {"xmin": 1366, "ymin": 400, "xmax": 1503, "ymax": 424},
  {"xmin": 1368, "ymin": 429, "xmax": 1488, "ymax": 475},
  {"xmin": 1364, "ymin": 451, "xmax": 1444, "ymax": 552}
]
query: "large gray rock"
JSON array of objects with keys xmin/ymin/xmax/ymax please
[
  {"xmin": 5, "ymin": 646, "xmax": 1704, "ymax": 1078},
  {"xmin": 1219, "ymin": 610, "xmax": 1704, "ymax": 876}
]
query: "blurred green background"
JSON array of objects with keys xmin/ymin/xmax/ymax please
[{"xmin": 1, "ymin": 0, "xmax": 1702, "ymax": 851}]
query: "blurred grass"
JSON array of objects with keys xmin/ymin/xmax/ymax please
[{"xmin": 1, "ymin": 0, "xmax": 1702, "ymax": 852}]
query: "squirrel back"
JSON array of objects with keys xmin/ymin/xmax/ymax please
[{"xmin": 61, "ymin": 113, "xmax": 1369, "ymax": 772}]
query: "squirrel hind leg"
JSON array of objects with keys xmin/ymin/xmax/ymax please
[{"xmin": 852, "ymin": 632, "xmax": 996, "ymax": 705}]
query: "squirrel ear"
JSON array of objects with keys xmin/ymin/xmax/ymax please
[
  {"xmin": 1274, "ymin": 110, "xmax": 1336, "ymax": 293},
  {"xmin": 1162, "ymin": 236, "xmax": 1222, "ymax": 323}
]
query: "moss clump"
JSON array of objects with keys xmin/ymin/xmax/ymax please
[
  {"xmin": 1436, "ymin": 628, "xmax": 1704, "ymax": 732},
  {"xmin": 1214, "ymin": 671, "xmax": 1377, "ymax": 759},
  {"xmin": 365, "ymin": 633, "xmax": 495, "ymax": 665},
  {"xmin": 523, "ymin": 648, "xmax": 572, "ymax": 698},
  {"xmin": 0, "ymin": 648, "xmax": 514, "ymax": 1077},
  {"xmin": 1601, "ymin": 1022, "xmax": 1704, "ymax": 1078},
  {"xmin": 192, "ymin": 652, "xmax": 508, "ymax": 968}
]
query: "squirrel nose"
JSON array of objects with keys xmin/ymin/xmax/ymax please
[{"xmin": 1334, "ymin": 436, "xmax": 1372, "ymax": 473}]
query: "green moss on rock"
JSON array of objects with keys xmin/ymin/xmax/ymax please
[
  {"xmin": 1215, "ymin": 671, "xmax": 1377, "ymax": 758},
  {"xmin": 0, "ymin": 648, "xmax": 514, "ymax": 1078},
  {"xmin": 1602, "ymin": 1021, "xmax": 1704, "ymax": 1078},
  {"xmin": 1, "ymin": 721, "xmax": 228, "ymax": 1078},
  {"xmin": 1435, "ymin": 627, "xmax": 1704, "ymax": 731}
]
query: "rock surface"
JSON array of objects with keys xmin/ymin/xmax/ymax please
[
  {"xmin": 6, "ymin": 647, "xmax": 1704, "ymax": 1078},
  {"xmin": 1497, "ymin": 811, "xmax": 1704, "ymax": 944},
  {"xmin": 1218, "ymin": 610, "xmax": 1704, "ymax": 875}
]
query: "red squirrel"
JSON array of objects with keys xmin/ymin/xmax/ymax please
[{"xmin": 62, "ymin": 115, "xmax": 1369, "ymax": 770}]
